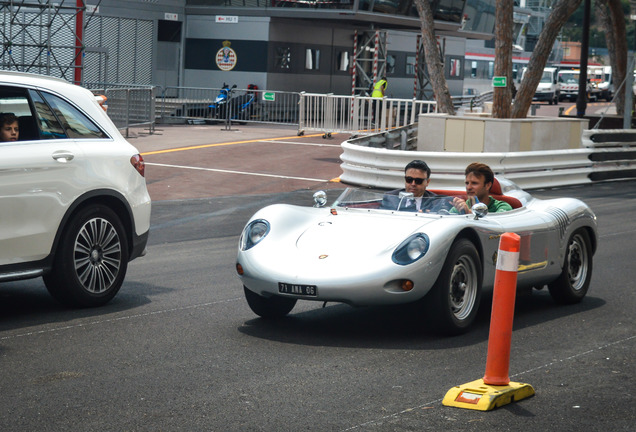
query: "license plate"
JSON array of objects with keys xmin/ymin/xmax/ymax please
[{"xmin": 278, "ymin": 282, "xmax": 317, "ymax": 297}]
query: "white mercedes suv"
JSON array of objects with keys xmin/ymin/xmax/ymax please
[{"xmin": 0, "ymin": 71, "xmax": 151, "ymax": 307}]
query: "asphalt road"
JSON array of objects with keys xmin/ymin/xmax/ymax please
[{"xmin": 1, "ymin": 113, "xmax": 635, "ymax": 431}]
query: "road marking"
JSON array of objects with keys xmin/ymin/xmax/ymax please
[
  {"xmin": 563, "ymin": 102, "xmax": 611, "ymax": 116},
  {"xmin": 146, "ymin": 162, "xmax": 338, "ymax": 183},
  {"xmin": 341, "ymin": 333, "xmax": 636, "ymax": 430},
  {"xmin": 0, "ymin": 297, "xmax": 244, "ymax": 341},
  {"xmin": 141, "ymin": 132, "xmax": 334, "ymax": 156},
  {"xmin": 262, "ymin": 140, "xmax": 339, "ymax": 147}
]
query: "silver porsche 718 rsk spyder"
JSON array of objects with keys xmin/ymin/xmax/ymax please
[{"xmin": 236, "ymin": 178, "xmax": 597, "ymax": 335}]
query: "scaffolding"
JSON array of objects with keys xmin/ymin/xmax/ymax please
[
  {"xmin": 0, "ymin": 0, "xmax": 98, "ymax": 83},
  {"xmin": 351, "ymin": 29, "xmax": 388, "ymax": 95}
]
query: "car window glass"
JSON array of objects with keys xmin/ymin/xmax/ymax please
[
  {"xmin": 0, "ymin": 86, "xmax": 42, "ymax": 142},
  {"xmin": 29, "ymin": 89, "xmax": 66, "ymax": 139},
  {"xmin": 39, "ymin": 91, "xmax": 107, "ymax": 139}
]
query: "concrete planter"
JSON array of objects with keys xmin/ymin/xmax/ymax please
[{"xmin": 417, "ymin": 113, "xmax": 589, "ymax": 152}]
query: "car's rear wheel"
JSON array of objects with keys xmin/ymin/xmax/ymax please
[
  {"xmin": 44, "ymin": 205, "xmax": 129, "ymax": 307},
  {"xmin": 548, "ymin": 229, "xmax": 592, "ymax": 304},
  {"xmin": 425, "ymin": 239, "xmax": 482, "ymax": 335},
  {"xmin": 244, "ymin": 286, "xmax": 297, "ymax": 318}
]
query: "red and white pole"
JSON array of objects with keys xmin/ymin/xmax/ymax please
[
  {"xmin": 414, "ymin": 35, "xmax": 420, "ymax": 99},
  {"xmin": 483, "ymin": 232, "xmax": 520, "ymax": 386},
  {"xmin": 74, "ymin": 0, "xmax": 84, "ymax": 85},
  {"xmin": 351, "ymin": 30, "xmax": 358, "ymax": 122}
]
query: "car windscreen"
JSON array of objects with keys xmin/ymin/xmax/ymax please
[{"xmin": 332, "ymin": 188, "xmax": 456, "ymax": 215}]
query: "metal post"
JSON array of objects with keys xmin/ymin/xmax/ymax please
[
  {"xmin": 74, "ymin": 0, "xmax": 84, "ymax": 85},
  {"xmin": 625, "ymin": 11, "xmax": 636, "ymax": 129},
  {"xmin": 576, "ymin": 0, "xmax": 590, "ymax": 117}
]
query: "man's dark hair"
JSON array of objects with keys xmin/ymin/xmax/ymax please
[
  {"xmin": 405, "ymin": 159, "xmax": 431, "ymax": 178},
  {"xmin": 465, "ymin": 162, "xmax": 494, "ymax": 188}
]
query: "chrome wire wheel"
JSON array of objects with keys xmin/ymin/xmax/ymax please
[
  {"xmin": 449, "ymin": 255, "xmax": 479, "ymax": 321},
  {"xmin": 566, "ymin": 233, "xmax": 589, "ymax": 292}
]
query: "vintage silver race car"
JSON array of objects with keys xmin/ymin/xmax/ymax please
[{"xmin": 236, "ymin": 178, "xmax": 597, "ymax": 335}]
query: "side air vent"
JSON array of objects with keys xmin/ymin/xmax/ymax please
[{"xmin": 545, "ymin": 207, "xmax": 570, "ymax": 240}]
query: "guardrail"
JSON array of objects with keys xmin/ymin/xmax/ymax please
[
  {"xmin": 340, "ymin": 126, "xmax": 636, "ymax": 190},
  {"xmin": 86, "ymin": 83, "xmax": 156, "ymax": 137},
  {"xmin": 451, "ymin": 91, "xmax": 494, "ymax": 110},
  {"xmin": 298, "ymin": 93, "xmax": 437, "ymax": 137}
]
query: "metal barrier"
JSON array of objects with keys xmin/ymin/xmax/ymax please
[
  {"xmin": 340, "ymin": 125, "xmax": 636, "ymax": 190},
  {"xmin": 298, "ymin": 93, "xmax": 437, "ymax": 137},
  {"xmin": 86, "ymin": 83, "xmax": 156, "ymax": 137},
  {"xmin": 158, "ymin": 86, "xmax": 301, "ymax": 128},
  {"xmin": 451, "ymin": 91, "xmax": 494, "ymax": 110}
]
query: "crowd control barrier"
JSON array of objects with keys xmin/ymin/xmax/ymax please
[
  {"xmin": 87, "ymin": 83, "xmax": 156, "ymax": 137},
  {"xmin": 298, "ymin": 93, "xmax": 437, "ymax": 137}
]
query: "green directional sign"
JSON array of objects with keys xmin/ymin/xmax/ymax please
[
  {"xmin": 492, "ymin": 76, "xmax": 507, "ymax": 88},
  {"xmin": 262, "ymin": 92, "xmax": 276, "ymax": 101}
]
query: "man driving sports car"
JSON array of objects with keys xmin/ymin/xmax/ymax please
[
  {"xmin": 451, "ymin": 162, "xmax": 512, "ymax": 214},
  {"xmin": 382, "ymin": 159, "xmax": 449, "ymax": 212}
]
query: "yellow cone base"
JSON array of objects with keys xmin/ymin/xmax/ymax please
[{"xmin": 442, "ymin": 379, "xmax": 535, "ymax": 411}]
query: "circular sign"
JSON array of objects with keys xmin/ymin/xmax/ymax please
[{"xmin": 216, "ymin": 46, "xmax": 237, "ymax": 71}]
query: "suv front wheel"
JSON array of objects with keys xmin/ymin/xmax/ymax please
[{"xmin": 44, "ymin": 205, "xmax": 129, "ymax": 307}]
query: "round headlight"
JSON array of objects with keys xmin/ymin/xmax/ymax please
[
  {"xmin": 406, "ymin": 236, "xmax": 428, "ymax": 260},
  {"xmin": 392, "ymin": 233, "xmax": 430, "ymax": 265},
  {"xmin": 240, "ymin": 219, "xmax": 270, "ymax": 250}
]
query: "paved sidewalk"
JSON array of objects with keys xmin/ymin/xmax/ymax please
[
  {"xmin": 124, "ymin": 122, "xmax": 347, "ymax": 201},
  {"xmin": 126, "ymin": 123, "xmax": 310, "ymax": 154}
]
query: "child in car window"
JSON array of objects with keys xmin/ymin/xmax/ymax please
[{"xmin": 0, "ymin": 113, "xmax": 19, "ymax": 141}]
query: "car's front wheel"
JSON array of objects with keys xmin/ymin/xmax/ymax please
[
  {"xmin": 425, "ymin": 239, "xmax": 482, "ymax": 335},
  {"xmin": 44, "ymin": 205, "xmax": 129, "ymax": 307},
  {"xmin": 548, "ymin": 229, "xmax": 592, "ymax": 304},
  {"xmin": 244, "ymin": 286, "xmax": 297, "ymax": 319}
]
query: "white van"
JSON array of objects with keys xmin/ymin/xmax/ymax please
[
  {"xmin": 558, "ymin": 69, "xmax": 597, "ymax": 102},
  {"xmin": 521, "ymin": 67, "xmax": 559, "ymax": 105}
]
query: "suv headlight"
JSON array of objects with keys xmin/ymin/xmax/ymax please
[
  {"xmin": 392, "ymin": 233, "xmax": 430, "ymax": 265},
  {"xmin": 240, "ymin": 219, "xmax": 270, "ymax": 251}
]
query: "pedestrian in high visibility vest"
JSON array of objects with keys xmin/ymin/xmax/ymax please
[
  {"xmin": 371, "ymin": 77, "xmax": 387, "ymax": 126},
  {"xmin": 372, "ymin": 77, "xmax": 387, "ymax": 98}
]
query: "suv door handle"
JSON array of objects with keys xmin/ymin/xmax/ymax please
[{"xmin": 52, "ymin": 151, "xmax": 75, "ymax": 163}]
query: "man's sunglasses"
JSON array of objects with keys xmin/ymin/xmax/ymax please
[{"xmin": 405, "ymin": 176, "xmax": 427, "ymax": 185}]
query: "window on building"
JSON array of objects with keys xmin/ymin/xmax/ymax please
[
  {"xmin": 158, "ymin": 19, "xmax": 182, "ymax": 42},
  {"xmin": 275, "ymin": 47, "xmax": 292, "ymax": 70},
  {"xmin": 305, "ymin": 48, "xmax": 320, "ymax": 70},
  {"xmin": 386, "ymin": 54, "xmax": 396, "ymax": 75},
  {"xmin": 446, "ymin": 56, "xmax": 463, "ymax": 79},
  {"xmin": 337, "ymin": 51, "xmax": 349, "ymax": 72},
  {"xmin": 406, "ymin": 55, "xmax": 416, "ymax": 76}
]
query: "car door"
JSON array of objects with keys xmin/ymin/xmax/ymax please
[{"xmin": 0, "ymin": 86, "xmax": 85, "ymax": 266}]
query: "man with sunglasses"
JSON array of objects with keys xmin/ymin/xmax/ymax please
[{"xmin": 382, "ymin": 159, "xmax": 444, "ymax": 212}]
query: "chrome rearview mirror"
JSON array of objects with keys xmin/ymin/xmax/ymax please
[
  {"xmin": 472, "ymin": 202, "xmax": 488, "ymax": 219},
  {"xmin": 397, "ymin": 191, "xmax": 414, "ymax": 210},
  {"xmin": 313, "ymin": 190, "xmax": 327, "ymax": 207}
]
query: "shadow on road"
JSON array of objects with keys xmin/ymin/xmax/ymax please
[{"xmin": 237, "ymin": 290, "xmax": 605, "ymax": 350}]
